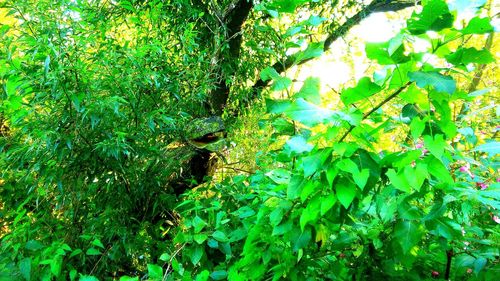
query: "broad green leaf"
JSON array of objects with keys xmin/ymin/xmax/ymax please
[
  {"xmin": 25, "ymin": 240, "xmax": 44, "ymax": 251},
  {"xmin": 473, "ymin": 257, "xmax": 487, "ymax": 275},
  {"xmin": 446, "ymin": 47, "xmax": 494, "ymax": 65},
  {"xmin": 212, "ymin": 231, "xmax": 228, "ymax": 242},
  {"xmin": 299, "ymin": 197, "xmax": 320, "ymax": 231},
  {"xmin": 266, "ymin": 99, "xmax": 292, "ymax": 114},
  {"xmin": 404, "ymin": 164, "xmax": 428, "ymax": 192},
  {"xmin": 50, "ymin": 256, "xmax": 63, "ymax": 277},
  {"xmin": 336, "ymin": 180, "xmax": 356, "ymax": 208},
  {"xmin": 260, "ymin": 67, "xmax": 292, "ymax": 91},
  {"xmin": 91, "ymin": 239, "xmax": 105, "ymax": 249},
  {"xmin": 20, "ymin": 258, "xmax": 31, "ymax": 281},
  {"xmin": 472, "ymin": 141, "xmax": 499, "ymax": 155},
  {"xmin": 85, "ymin": 248, "xmax": 101, "ymax": 256},
  {"xmin": 292, "ymin": 226, "xmax": 312, "ymax": 251},
  {"xmin": 272, "ymin": 219, "xmax": 293, "ymax": 236},
  {"xmin": 272, "ymin": 76, "xmax": 293, "ymax": 91},
  {"xmin": 426, "ymin": 156, "xmax": 454, "ymax": 185},
  {"xmin": 306, "ymin": 15, "xmax": 326, "ymax": 26},
  {"xmin": 260, "ymin": 67, "xmax": 280, "ymax": 82},
  {"xmin": 194, "ymin": 234, "xmax": 208, "ymax": 244},
  {"xmin": 294, "ymin": 42, "xmax": 324, "ymax": 63},
  {"xmin": 190, "ymin": 245, "xmax": 204, "ymax": 265},
  {"xmin": 147, "ymin": 264, "xmax": 163, "ymax": 280},
  {"xmin": 269, "ymin": 208, "xmax": 285, "ymax": 226},
  {"xmin": 407, "ymin": 0, "xmax": 454, "ymax": 34},
  {"xmin": 192, "ymin": 216, "xmax": 207, "ymax": 233},
  {"xmin": 365, "ymin": 42, "xmax": 410, "ymax": 65},
  {"xmin": 272, "ymin": 118, "xmax": 295, "ymax": 135},
  {"xmin": 288, "ymin": 175, "xmax": 304, "ymax": 200},
  {"xmin": 195, "ymin": 270, "xmax": 210, "ymax": 281},
  {"xmin": 285, "ymin": 136, "xmax": 313, "ymax": 154},
  {"xmin": 410, "ymin": 117, "xmax": 426, "ymax": 139},
  {"xmin": 234, "ymin": 206, "xmax": 256, "ymax": 219},
  {"xmin": 424, "ymin": 134, "xmax": 446, "ymax": 160},
  {"xmin": 341, "ymin": 77, "xmax": 382, "ymax": 105},
  {"xmin": 119, "ymin": 277, "xmax": 138, "ymax": 281},
  {"xmin": 320, "ymin": 193, "xmax": 336, "ymax": 215},
  {"xmin": 461, "ymin": 17, "xmax": 494, "ymax": 34},
  {"xmin": 387, "ymin": 169, "xmax": 411, "ymax": 192},
  {"xmin": 353, "ymin": 169, "xmax": 370, "ymax": 190},
  {"xmin": 394, "ymin": 220, "xmax": 424, "ymax": 253},
  {"xmin": 283, "ymin": 98, "xmax": 334, "ymax": 127},
  {"xmin": 295, "ymin": 77, "xmax": 321, "ymax": 104},
  {"xmin": 337, "ymin": 158, "xmax": 359, "ymax": 174},
  {"xmin": 409, "ymin": 71, "xmax": 456, "ymax": 94},
  {"xmin": 210, "ymin": 270, "xmax": 228, "ymax": 281}
]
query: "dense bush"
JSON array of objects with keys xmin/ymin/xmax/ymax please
[{"xmin": 0, "ymin": 0, "xmax": 498, "ymax": 280}]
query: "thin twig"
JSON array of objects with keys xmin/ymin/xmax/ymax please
[{"xmin": 339, "ymin": 82, "xmax": 411, "ymax": 142}]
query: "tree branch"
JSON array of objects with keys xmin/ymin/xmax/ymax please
[
  {"xmin": 247, "ymin": 0, "xmax": 419, "ymax": 102},
  {"xmin": 339, "ymin": 82, "xmax": 411, "ymax": 142}
]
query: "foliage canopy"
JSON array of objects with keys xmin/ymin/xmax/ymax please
[{"xmin": 0, "ymin": 0, "xmax": 499, "ymax": 280}]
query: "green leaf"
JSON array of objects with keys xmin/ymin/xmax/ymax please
[
  {"xmin": 294, "ymin": 42, "xmax": 324, "ymax": 63},
  {"xmin": 365, "ymin": 41, "xmax": 410, "ymax": 65},
  {"xmin": 292, "ymin": 227, "xmax": 312, "ymax": 251},
  {"xmin": 210, "ymin": 270, "xmax": 228, "ymax": 280},
  {"xmin": 284, "ymin": 98, "xmax": 334, "ymax": 127},
  {"xmin": 25, "ymin": 240, "xmax": 44, "ymax": 251},
  {"xmin": 473, "ymin": 257, "xmax": 487, "ymax": 275},
  {"xmin": 195, "ymin": 270, "xmax": 210, "ymax": 281},
  {"xmin": 461, "ymin": 17, "xmax": 494, "ymax": 34},
  {"xmin": 394, "ymin": 220, "xmax": 424, "ymax": 253},
  {"xmin": 341, "ymin": 77, "xmax": 382, "ymax": 105},
  {"xmin": 234, "ymin": 206, "xmax": 256, "ymax": 219},
  {"xmin": 212, "ymin": 231, "xmax": 228, "ymax": 242},
  {"xmin": 288, "ymin": 175, "xmax": 304, "ymax": 200},
  {"xmin": 472, "ymin": 141, "xmax": 499, "ymax": 155},
  {"xmin": 190, "ymin": 245, "xmax": 204, "ymax": 265},
  {"xmin": 266, "ymin": 99, "xmax": 292, "ymax": 114},
  {"xmin": 299, "ymin": 196, "xmax": 321, "ymax": 231},
  {"xmin": 295, "ymin": 77, "xmax": 321, "ymax": 105},
  {"xmin": 424, "ymin": 134, "xmax": 446, "ymax": 160},
  {"xmin": 407, "ymin": 0, "xmax": 454, "ymax": 34},
  {"xmin": 260, "ymin": 67, "xmax": 292, "ymax": 91},
  {"xmin": 192, "ymin": 216, "xmax": 207, "ymax": 233},
  {"xmin": 50, "ymin": 256, "xmax": 63, "ymax": 277},
  {"xmin": 272, "ymin": 76, "xmax": 293, "ymax": 91},
  {"xmin": 119, "ymin": 277, "xmax": 139, "ymax": 281},
  {"xmin": 320, "ymin": 193, "xmax": 336, "ymax": 215},
  {"xmin": 404, "ymin": 164, "xmax": 428, "ymax": 192},
  {"xmin": 410, "ymin": 117, "xmax": 426, "ymax": 139},
  {"xmin": 147, "ymin": 264, "xmax": 163, "ymax": 280},
  {"xmin": 409, "ymin": 71, "xmax": 456, "ymax": 94},
  {"xmin": 306, "ymin": 15, "xmax": 326, "ymax": 26},
  {"xmin": 336, "ymin": 180, "xmax": 356, "ymax": 208},
  {"xmin": 426, "ymin": 156, "xmax": 453, "ymax": 185},
  {"xmin": 353, "ymin": 169, "xmax": 370, "ymax": 190},
  {"xmin": 85, "ymin": 248, "xmax": 101, "ymax": 256},
  {"xmin": 19, "ymin": 258, "xmax": 31, "ymax": 281},
  {"xmin": 387, "ymin": 169, "xmax": 411, "ymax": 192},
  {"xmin": 79, "ymin": 275, "xmax": 99, "ymax": 281},
  {"xmin": 285, "ymin": 136, "xmax": 313, "ymax": 154},
  {"xmin": 446, "ymin": 47, "xmax": 494, "ymax": 65},
  {"xmin": 91, "ymin": 239, "xmax": 105, "ymax": 249},
  {"xmin": 194, "ymin": 234, "xmax": 208, "ymax": 244}
]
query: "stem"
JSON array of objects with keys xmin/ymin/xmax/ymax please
[
  {"xmin": 445, "ymin": 249, "xmax": 453, "ymax": 280},
  {"xmin": 339, "ymin": 82, "xmax": 411, "ymax": 142}
]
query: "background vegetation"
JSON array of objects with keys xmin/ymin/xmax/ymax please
[{"xmin": 0, "ymin": 0, "xmax": 498, "ymax": 280}]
